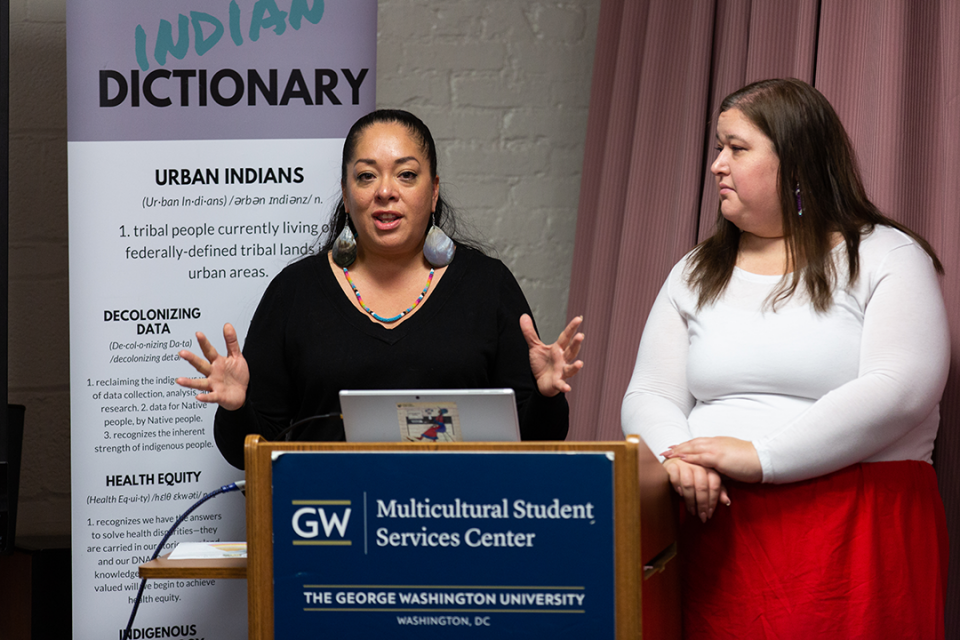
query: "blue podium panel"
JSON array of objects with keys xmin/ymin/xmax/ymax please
[{"xmin": 271, "ymin": 451, "xmax": 616, "ymax": 639}]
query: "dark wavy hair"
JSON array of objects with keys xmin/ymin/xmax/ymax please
[
  {"xmin": 687, "ymin": 78, "xmax": 941, "ymax": 312},
  {"xmin": 316, "ymin": 109, "xmax": 480, "ymax": 254}
]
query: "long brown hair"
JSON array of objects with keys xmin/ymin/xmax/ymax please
[{"xmin": 688, "ymin": 78, "xmax": 941, "ymax": 311}]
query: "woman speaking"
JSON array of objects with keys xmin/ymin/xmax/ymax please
[{"xmin": 178, "ymin": 109, "xmax": 584, "ymax": 469}]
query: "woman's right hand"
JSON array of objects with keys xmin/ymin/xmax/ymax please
[
  {"xmin": 663, "ymin": 457, "xmax": 731, "ymax": 523},
  {"xmin": 176, "ymin": 323, "xmax": 249, "ymax": 411}
]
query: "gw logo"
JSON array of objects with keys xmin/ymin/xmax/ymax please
[{"xmin": 291, "ymin": 500, "xmax": 352, "ymax": 545}]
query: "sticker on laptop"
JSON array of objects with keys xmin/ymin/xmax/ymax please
[{"xmin": 397, "ymin": 402, "xmax": 463, "ymax": 442}]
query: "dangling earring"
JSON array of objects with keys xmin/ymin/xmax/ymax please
[
  {"xmin": 332, "ymin": 220, "xmax": 357, "ymax": 267},
  {"xmin": 794, "ymin": 183, "xmax": 804, "ymax": 217},
  {"xmin": 422, "ymin": 212, "xmax": 455, "ymax": 267}
]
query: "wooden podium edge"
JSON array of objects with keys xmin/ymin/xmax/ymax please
[
  {"xmin": 138, "ymin": 554, "xmax": 247, "ymax": 579},
  {"xmin": 632, "ymin": 434, "xmax": 681, "ymax": 639},
  {"xmin": 245, "ymin": 434, "xmax": 273, "ymax": 640}
]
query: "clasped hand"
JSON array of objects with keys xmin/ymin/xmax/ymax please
[
  {"xmin": 520, "ymin": 314, "xmax": 585, "ymax": 397},
  {"xmin": 175, "ymin": 323, "xmax": 249, "ymax": 411},
  {"xmin": 661, "ymin": 436, "xmax": 762, "ymax": 522}
]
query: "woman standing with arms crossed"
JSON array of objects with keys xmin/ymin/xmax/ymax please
[
  {"xmin": 177, "ymin": 110, "xmax": 584, "ymax": 469},
  {"xmin": 622, "ymin": 79, "xmax": 949, "ymax": 638}
]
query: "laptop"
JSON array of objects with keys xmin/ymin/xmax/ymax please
[{"xmin": 339, "ymin": 389, "xmax": 521, "ymax": 443}]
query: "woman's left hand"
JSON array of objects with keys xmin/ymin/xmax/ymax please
[
  {"xmin": 520, "ymin": 314, "xmax": 585, "ymax": 397},
  {"xmin": 661, "ymin": 436, "xmax": 763, "ymax": 483}
]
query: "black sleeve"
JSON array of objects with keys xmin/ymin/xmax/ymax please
[
  {"xmin": 213, "ymin": 272, "xmax": 299, "ymax": 469},
  {"xmin": 491, "ymin": 263, "xmax": 569, "ymax": 440}
]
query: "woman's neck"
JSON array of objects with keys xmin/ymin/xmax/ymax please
[
  {"xmin": 330, "ymin": 243, "xmax": 446, "ymax": 328},
  {"xmin": 737, "ymin": 233, "xmax": 790, "ymax": 275},
  {"xmin": 352, "ymin": 245, "xmax": 431, "ymax": 281}
]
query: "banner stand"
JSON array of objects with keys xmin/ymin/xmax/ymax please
[{"xmin": 68, "ymin": 4, "xmax": 377, "ymax": 635}]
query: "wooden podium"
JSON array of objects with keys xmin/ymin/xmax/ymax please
[{"xmin": 141, "ymin": 434, "xmax": 679, "ymax": 639}]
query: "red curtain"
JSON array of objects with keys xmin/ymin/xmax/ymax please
[{"xmin": 567, "ymin": 0, "xmax": 960, "ymax": 633}]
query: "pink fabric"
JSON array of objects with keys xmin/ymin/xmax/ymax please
[{"xmin": 568, "ymin": 0, "xmax": 960, "ymax": 632}]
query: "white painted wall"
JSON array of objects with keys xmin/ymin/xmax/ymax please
[{"xmin": 9, "ymin": 0, "xmax": 599, "ymax": 536}]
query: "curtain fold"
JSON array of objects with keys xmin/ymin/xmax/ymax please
[{"xmin": 568, "ymin": 0, "xmax": 960, "ymax": 633}]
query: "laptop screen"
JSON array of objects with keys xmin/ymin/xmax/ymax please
[{"xmin": 339, "ymin": 389, "xmax": 520, "ymax": 443}]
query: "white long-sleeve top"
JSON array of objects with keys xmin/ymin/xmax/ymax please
[{"xmin": 621, "ymin": 225, "xmax": 950, "ymax": 484}]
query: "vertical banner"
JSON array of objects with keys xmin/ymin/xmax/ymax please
[{"xmin": 67, "ymin": 2, "xmax": 376, "ymax": 638}]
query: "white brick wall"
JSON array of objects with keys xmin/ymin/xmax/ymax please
[
  {"xmin": 8, "ymin": 0, "xmax": 599, "ymax": 536},
  {"xmin": 377, "ymin": 0, "xmax": 599, "ymax": 341}
]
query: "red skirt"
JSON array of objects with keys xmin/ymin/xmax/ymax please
[{"xmin": 679, "ymin": 461, "xmax": 948, "ymax": 640}]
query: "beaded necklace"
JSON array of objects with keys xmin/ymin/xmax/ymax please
[{"xmin": 343, "ymin": 266, "xmax": 435, "ymax": 323}]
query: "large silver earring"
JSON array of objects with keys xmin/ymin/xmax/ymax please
[
  {"xmin": 423, "ymin": 220, "xmax": 455, "ymax": 267},
  {"xmin": 332, "ymin": 223, "xmax": 357, "ymax": 267}
]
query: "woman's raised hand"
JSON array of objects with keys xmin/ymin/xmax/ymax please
[
  {"xmin": 176, "ymin": 323, "xmax": 249, "ymax": 411},
  {"xmin": 520, "ymin": 314, "xmax": 584, "ymax": 397}
]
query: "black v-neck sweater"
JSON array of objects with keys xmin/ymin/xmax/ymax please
[{"xmin": 214, "ymin": 247, "xmax": 569, "ymax": 468}]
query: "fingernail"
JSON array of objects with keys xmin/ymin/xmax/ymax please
[
  {"xmin": 699, "ymin": 512, "xmax": 707, "ymax": 524},
  {"xmin": 708, "ymin": 508, "xmax": 714, "ymax": 518},
  {"xmin": 724, "ymin": 499, "xmax": 732, "ymax": 506}
]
